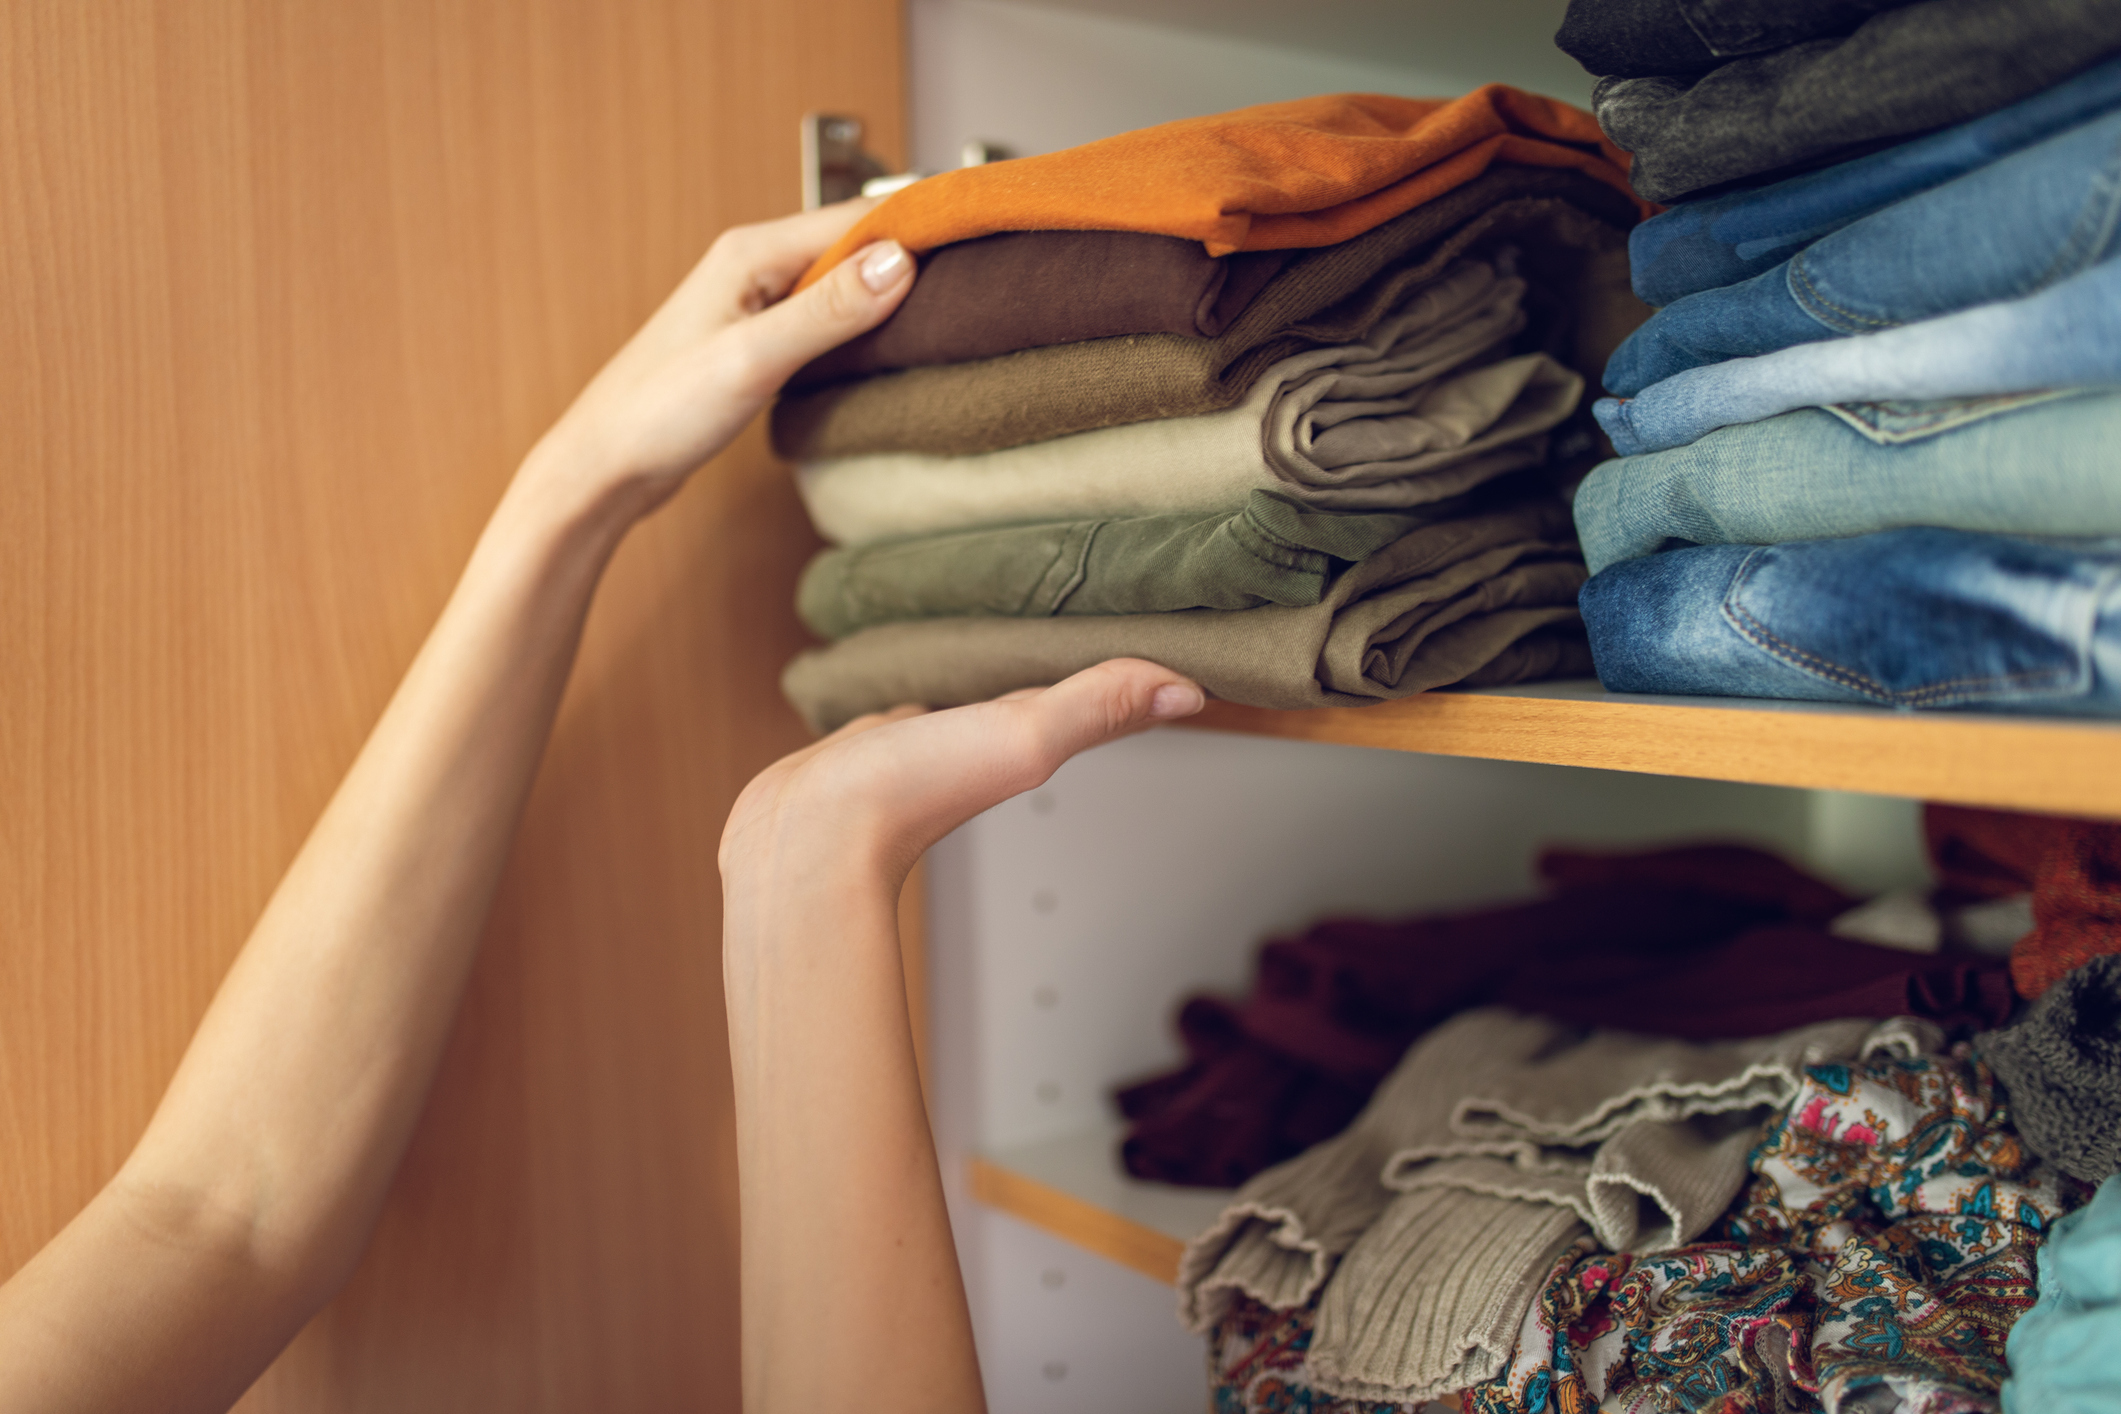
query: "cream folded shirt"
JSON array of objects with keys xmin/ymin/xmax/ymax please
[{"xmin": 796, "ymin": 260, "xmax": 1584, "ymax": 547}]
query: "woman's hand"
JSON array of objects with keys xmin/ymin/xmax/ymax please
[
  {"xmin": 520, "ymin": 199, "xmax": 913, "ymax": 520},
  {"xmin": 720, "ymin": 659, "xmax": 1208, "ymax": 896},
  {"xmin": 717, "ymin": 659, "xmax": 1204, "ymax": 1414}
]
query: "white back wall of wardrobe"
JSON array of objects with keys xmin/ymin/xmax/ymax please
[
  {"xmin": 904, "ymin": 5, "xmax": 1923, "ymax": 1409},
  {"xmin": 907, "ymin": 0, "xmax": 1592, "ymax": 175}
]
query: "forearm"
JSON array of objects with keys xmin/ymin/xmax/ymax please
[
  {"xmin": 0, "ymin": 460, "xmax": 645, "ymax": 1412},
  {"xmin": 135, "ymin": 462, "xmax": 646, "ymax": 1261},
  {"xmin": 722, "ymin": 837, "xmax": 985, "ymax": 1414}
]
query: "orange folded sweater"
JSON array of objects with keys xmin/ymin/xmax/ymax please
[{"xmin": 797, "ymin": 86, "xmax": 1645, "ymax": 290}]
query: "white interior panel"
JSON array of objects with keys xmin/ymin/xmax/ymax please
[
  {"xmin": 960, "ymin": 1208, "xmax": 1208, "ymax": 1414},
  {"xmin": 908, "ymin": 0, "xmax": 1590, "ymax": 175}
]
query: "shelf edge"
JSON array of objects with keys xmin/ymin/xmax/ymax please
[
  {"xmin": 968, "ymin": 1154, "xmax": 1186, "ymax": 1285},
  {"xmin": 1183, "ymin": 692, "xmax": 2121, "ymax": 818}
]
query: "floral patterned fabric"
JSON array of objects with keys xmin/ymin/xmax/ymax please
[
  {"xmin": 1209, "ymin": 1292, "xmax": 1431, "ymax": 1414},
  {"xmin": 1464, "ymin": 1049, "xmax": 2088, "ymax": 1414}
]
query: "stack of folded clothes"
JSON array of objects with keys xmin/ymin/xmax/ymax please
[
  {"xmin": 1551, "ymin": 5, "xmax": 2121, "ymax": 714},
  {"xmin": 1145, "ymin": 808, "xmax": 2121, "ymax": 1410},
  {"xmin": 773, "ymin": 89, "xmax": 1659, "ymax": 731}
]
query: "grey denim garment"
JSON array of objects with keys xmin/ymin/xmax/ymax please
[
  {"xmin": 781, "ymin": 499, "xmax": 1589, "ymax": 732},
  {"xmin": 1595, "ymin": 0, "xmax": 2121, "ymax": 202},
  {"xmin": 1556, "ymin": 0, "xmax": 1915, "ymax": 79},
  {"xmin": 1978, "ymin": 955, "xmax": 2121, "ymax": 1183},
  {"xmin": 1174, "ymin": 1007, "xmax": 1933, "ymax": 1402},
  {"xmin": 796, "ymin": 490, "xmax": 1454, "ymax": 640}
]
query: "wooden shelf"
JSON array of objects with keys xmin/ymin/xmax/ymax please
[
  {"xmin": 1185, "ymin": 680, "xmax": 2121, "ymax": 819},
  {"xmin": 968, "ymin": 1125, "xmax": 1231, "ymax": 1286},
  {"xmin": 970, "ymin": 1127, "xmax": 1465, "ymax": 1411}
]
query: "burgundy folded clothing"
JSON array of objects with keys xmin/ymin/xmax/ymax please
[
  {"xmin": 1116, "ymin": 843, "xmax": 2013, "ymax": 1188},
  {"xmin": 1927, "ymin": 804, "xmax": 2121, "ymax": 999},
  {"xmin": 790, "ymin": 231, "xmax": 1295, "ymax": 388},
  {"xmin": 1505, "ymin": 923, "xmax": 2015, "ymax": 1040}
]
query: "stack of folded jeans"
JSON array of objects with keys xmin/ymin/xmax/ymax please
[
  {"xmin": 772, "ymin": 88, "xmax": 1658, "ymax": 731},
  {"xmin": 1554, "ymin": 6, "xmax": 2121, "ymax": 714}
]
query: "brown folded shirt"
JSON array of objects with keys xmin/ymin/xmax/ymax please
[
  {"xmin": 780, "ymin": 498, "xmax": 1591, "ymax": 732},
  {"xmin": 772, "ymin": 169, "xmax": 1642, "ymax": 461},
  {"xmin": 791, "ymin": 232, "xmax": 1294, "ymax": 388}
]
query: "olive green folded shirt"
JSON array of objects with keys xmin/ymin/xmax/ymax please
[
  {"xmin": 781, "ymin": 498, "xmax": 1591, "ymax": 733},
  {"xmin": 798, "ymin": 490, "xmax": 1457, "ymax": 640}
]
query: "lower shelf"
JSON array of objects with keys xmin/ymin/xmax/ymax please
[
  {"xmin": 1185, "ymin": 679, "xmax": 2121, "ymax": 819},
  {"xmin": 968, "ymin": 1124, "xmax": 1230, "ymax": 1286},
  {"xmin": 970, "ymin": 1126, "xmax": 1466, "ymax": 1411}
]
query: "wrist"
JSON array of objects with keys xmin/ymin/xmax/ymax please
[{"xmin": 721, "ymin": 809, "xmax": 908, "ymax": 958}]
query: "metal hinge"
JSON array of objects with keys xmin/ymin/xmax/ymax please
[{"xmin": 801, "ymin": 114, "xmax": 1008, "ymax": 209}]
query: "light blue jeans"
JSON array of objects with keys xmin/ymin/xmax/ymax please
[
  {"xmin": 1593, "ymin": 258, "xmax": 2121, "ymax": 455},
  {"xmin": 1573, "ymin": 390, "xmax": 2121, "ymax": 575},
  {"xmin": 1628, "ymin": 54, "xmax": 2121, "ymax": 307},
  {"xmin": 1579, "ymin": 528, "xmax": 2121, "ymax": 713},
  {"xmin": 1604, "ymin": 105, "xmax": 2121, "ymax": 397}
]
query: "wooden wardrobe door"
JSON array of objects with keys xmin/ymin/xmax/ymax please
[{"xmin": 0, "ymin": 2, "xmax": 902, "ymax": 1406}]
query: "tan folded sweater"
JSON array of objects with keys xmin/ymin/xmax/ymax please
[
  {"xmin": 1175, "ymin": 1007, "xmax": 1940, "ymax": 1402},
  {"xmin": 797, "ymin": 261, "xmax": 1585, "ymax": 546}
]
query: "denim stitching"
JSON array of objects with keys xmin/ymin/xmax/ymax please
[
  {"xmin": 2026, "ymin": 130, "xmax": 2121, "ymax": 294},
  {"xmin": 1719, "ymin": 548, "xmax": 2075, "ymax": 705},
  {"xmin": 1791, "ymin": 131, "xmax": 2121, "ymax": 330},
  {"xmin": 1789, "ymin": 258, "xmax": 1901, "ymax": 333}
]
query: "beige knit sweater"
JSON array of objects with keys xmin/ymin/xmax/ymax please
[{"xmin": 1175, "ymin": 1007, "xmax": 1939, "ymax": 1401}]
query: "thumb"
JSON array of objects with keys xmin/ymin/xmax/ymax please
[
  {"xmin": 1011, "ymin": 659, "xmax": 1207, "ymax": 770},
  {"xmin": 735, "ymin": 240, "xmax": 914, "ymax": 389}
]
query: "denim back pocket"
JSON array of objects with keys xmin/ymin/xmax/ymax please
[
  {"xmin": 1824, "ymin": 389, "xmax": 2095, "ymax": 445},
  {"xmin": 1787, "ymin": 109, "xmax": 2121, "ymax": 334},
  {"xmin": 1718, "ymin": 529, "xmax": 2116, "ymax": 707}
]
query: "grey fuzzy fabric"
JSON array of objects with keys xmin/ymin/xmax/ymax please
[
  {"xmin": 1595, "ymin": 0, "xmax": 2121, "ymax": 202},
  {"xmin": 1978, "ymin": 955, "xmax": 2121, "ymax": 1182}
]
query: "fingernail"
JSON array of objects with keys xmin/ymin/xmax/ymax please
[
  {"xmin": 1148, "ymin": 683, "xmax": 1205, "ymax": 719},
  {"xmin": 859, "ymin": 241, "xmax": 909, "ymax": 292}
]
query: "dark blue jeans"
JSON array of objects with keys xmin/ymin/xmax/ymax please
[
  {"xmin": 1581, "ymin": 528, "xmax": 2121, "ymax": 713},
  {"xmin": 1605, "ymin": 107, "xmax": 2121, "ymax": 396},
  {"xmin": 1628, "ymin": 55, "xmax": 2121, "ymax": 307}
]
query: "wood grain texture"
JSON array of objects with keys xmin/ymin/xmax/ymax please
[
  {"xmin": 0, "ymin": 1, "xmax": 902, "ymax": 1407},
  {"xmin": 1187, "ymin": 687, "xmax": 2121, "ymax": 820}
]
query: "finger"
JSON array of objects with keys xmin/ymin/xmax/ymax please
[
  {"xmin": 1009, "ymin": 658, "xmax": 1205, "ymax": 770},
  {"xmin": 730, "ymin": 240, "xmax": 915, "ymax": 392},
  {"xmin": 707, "ymin": 198, "xmax": 886, "ymax": 311}
]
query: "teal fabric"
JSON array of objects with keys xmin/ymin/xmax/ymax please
[
  {"xmin": 2004, "ymin": 1174, "xmax": 2121, "ymax": 1414},
  {"xmin": 796, "ymin": 490, "xmax": 1439, "ymax": 641}
]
